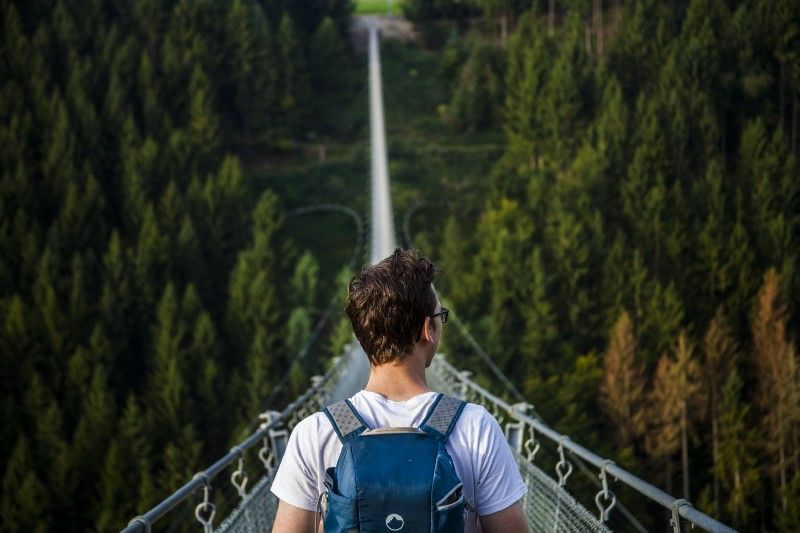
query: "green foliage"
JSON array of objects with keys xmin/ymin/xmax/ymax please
[
  {"xmin": 714, "ymin": 369, "xmax": 760, "ymax": 529},
  {"xmin": 436, "ymin": 0, "xmax": 800, "ymax": 527},
  {"xmin": 277, "ymin": 13, "xmax": 311, "ymax": 136},
  {"xmin": 1, "ymin": 0, "xmax": 354, "ymax": 527},
  {"xmin": 291, "ymin": 251, "xmax": 320, "ymax": 310},
  {"xmin": 443, "ymin": 34, "xmax": 503, "ymax": 131},
  {"xmin": 1, "ymin": 436, "xmax": 51, "ymax": 532}
]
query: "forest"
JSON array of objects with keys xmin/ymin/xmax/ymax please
[
  {"xmin": 1, "ymin": 0, "xmax": 798, "ymax": 531},
  {"xmin": 0, "ymin": 0, "xmax": 358, "ymax": 530},
  {"xmin": 403, "ymin": 0, "xmax": 799, "ymax": 530}
]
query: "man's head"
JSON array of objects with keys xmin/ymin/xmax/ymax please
[{"xmin": 345, "ymin": 248, "xmax": 441, "ymax": 366}]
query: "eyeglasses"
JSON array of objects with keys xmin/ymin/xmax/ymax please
[
  {"xmin": 417, "ymin": 307, "xmax": 449, "ymax": 341},
  {"xmin": 431, "ymin": 307, "xmax": 449, "ymax": 324}
]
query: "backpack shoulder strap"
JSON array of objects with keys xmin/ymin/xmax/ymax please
[
  {"xmin": 419, "ymin": 393, "xmax": 466, "ymax": 442},
  {"xmin": 323, "ymin": 399, "xmax": 368, "ymax": 444}
]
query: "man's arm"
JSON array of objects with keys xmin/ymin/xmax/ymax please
[
  {"xmin": 271, "ymin": 499, "xmax": 321, "ymax": 533},
  {"xmin": 479, "ymin": 500, "xmax": 529, "ymax": 533}
]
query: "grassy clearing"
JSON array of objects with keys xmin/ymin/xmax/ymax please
[{"xmin": 355, "ymin": 0, "xmax": 404, "ymax": 15}]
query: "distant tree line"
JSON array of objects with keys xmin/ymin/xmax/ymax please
[
  {"xmin": 0, "ymin": 0, "xmax": 352, "ymax": 530},
  {"xmin": 426, "ymin": 0, "xmax": 798, "ymax": 530}
]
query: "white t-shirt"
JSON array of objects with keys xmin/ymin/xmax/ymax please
[{"xmin": 271, "ymin": 390, "xmax": 527, "ymax": 532}]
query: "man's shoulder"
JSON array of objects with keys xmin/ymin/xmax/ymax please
[
  {"xmin": 458, "ymin": 400, "xmax": 495, "ymax": 423},
  {"xmin": 450, "ymin": 400, "xmax": 503, "ymax": 439},
  {"xmin": 289, "ymin": 411, "xmax": 332, "ymax": 443}
]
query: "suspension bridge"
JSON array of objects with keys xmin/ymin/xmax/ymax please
[{"xmin": 122, "ymin": 24, "xmax": 736, "ymax": 533}]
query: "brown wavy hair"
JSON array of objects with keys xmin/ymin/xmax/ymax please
[{"xmin": 345, "ymin": 248, "xmax": 440, "ymax": 365}]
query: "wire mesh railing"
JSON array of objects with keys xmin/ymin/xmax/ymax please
[
  {"xmin": 426, "ymin": 355, "xmax": 737, "ymax": 533},
  {"xmin": 121, "ymin": 342, "xmax": 366, "ymax": 533}
]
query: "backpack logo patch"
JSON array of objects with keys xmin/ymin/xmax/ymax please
[{"xmin": 385, "ymin": 513, "xmax": 405, "ymax": 531}]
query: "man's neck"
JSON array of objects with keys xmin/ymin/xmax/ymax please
[{"xmin": 364, "ymin": 352, "xmax": 431, "ymax": 402}]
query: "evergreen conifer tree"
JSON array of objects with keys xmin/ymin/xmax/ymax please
[
  {"xmin": 751, "ymin": 268, "xmax": 799, "ymax": 515},
  {"xmin": 715, "ymin": 369, "xmax": 759, "ymax": 530},
  {"xmin": 291, "ymin": 251, "xmax": 319, "ymax": 310},
  {"xmin": 187, "ymin": 65, "xmax": 220, "ymax": 174},
  {"xmin": 148, "ymin": 283, "xmax": 190, "ymax": 437},
  {"xmin": 702, "ymin": 307, "xmax": 739, "ymax": 515},
  {"xmin": 542, "ymin": 11, "xmax": 590, "ymax": 168},
  {"xmin": 599, "ymin": 312, "xmax": 646, "ymax": 449},
  {"xmin": 503, "ymin": 15, "xmax": 549, "ymax": 170},
  {"xmin": 1, "ymin": 436, "xmax": 51, "ymax": 532},
  {"xmin": 277, "ymin": 13, "xmax": 310, "ymax": 136}
]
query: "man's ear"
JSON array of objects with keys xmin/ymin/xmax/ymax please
[{"xmin": 420, "ymin": 316, "xmax": 436, "ymax": 343}]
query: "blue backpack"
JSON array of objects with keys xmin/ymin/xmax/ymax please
[{"xmin": 321, "ymin": 394, "xmax": 469, "ymax": 533}]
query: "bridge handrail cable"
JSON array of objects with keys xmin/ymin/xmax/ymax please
[
  {"xmin": 430, "ymin": 356, "xmax": 736, "ymax": 533},
  {"xmin": 122, "ymin": 351, "xmax": 351, "ymax": 533}
]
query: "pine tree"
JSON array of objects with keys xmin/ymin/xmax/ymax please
[
  {"xmin": 161, "ymin": 0, "xmax": 208, "ymax": 123},
  {"xmin": 503, "ymin": 14, "xmax": 550, "ymax": 169},
  {"xmin": 751, "ymin": 268, "xmax": 799, "ymax": 515},
  {"xmin": 477, "ymin": 198, "xmax": 534, "ymax": 370},
  {"xmin": 188, "ymin": 311, "xmax": 225, "ymax": 451},
  {"xmin": 543, "ymin": 191, "xmax": 597, "ymax": 351},
  {"xmin": 693, "ymin": 160, "xmax": 735, "ymax": 318},
  {"xmin": 95, "ymin": 440, "xmax": 128, "ymax": 531},
  {"xmin": 593, "ymin": 75, "xmax": 629, "ymax": 198},
  {"xmin": 133, "ymin": 203, "xmax": 169, "ymax": 320},
  {"xmin": 327, "ymin": 266, "xmax": 355, "ymax": 360},
  {"xmin": 607, "ymin": 0, "xmax": 669, "ymax": 98},
  {"xmin": 227, "ymin": 190, "xmax": 283, "ymax": 359},
  {"xmin": 1, "ymin": 436, "xmax": 51, "ymax": 532},
  {"xmin": 32, "ymin": 248, "xmax": 67, "ymax": 361},
  {"xmin": 309, "ymin": 17, "xmax": 347, "ymax": 98},
  {"xmin": 715, "ymin": 369, "xmax": 759, "ymax": 530},
  {"xmin": 541, "ymin": 11, "xmax": 591, "ymax": 168},
  {"xmin": 71, "ymin": 363, "xmax": 116, "ymax": 520},
  {"xmin": 599, "ymin": 312, "xmax": 646, "ymax": 449},
  {"xmin": 223, "ymin": 0, "xmax": 255, "ymax": 132},
  {"xmin": 741, "ymin": 120, "xmax": 798, "ymax": 277},
  {"xmin": 640, "ymin": 279, "xmax": 685, "ymax": 364},
  {"xmin": 148, "ymin": 283, "xmax": 190, "ymax": 437},
  {"xmin": 291, "ymin": 251, "xmax": 319, "ymax": 310},
  {"xmin": 47, "ymin": 174, "xmax": 107, "ymax": 264},
  {"xmin": 246, "ymin": 3, "xmax": 279, "ymax": 140},
  {"xmin": 286, "ymin": 307, "xmax": 311, "ymax": 357},
  {"xmin": 187, "ymin": 65, "xmax": 220, "ymax": 174},
  {"xmin": 646, "ymin": 351, "xmax": 682, "ymax": 494},
  {"xmin": 223, "ymin": 0, "xmax": 278, "ymax": 140},
  {"xmin": 137, "ymin": 50, "xmax": 162, "ymax": 135},
  {"xmin": 622, "ymin": 97, "xmax": 671, "ymax": 277},
  {"xmin": 245, "ymin": 326, "xmax": 277, "ymax": 417},
  {"xmin": 520, "ymin": 246, "xmax": 557, "ymax": 380},
  {"xmin": 676, "ymin": 333, "xmax": 703, "ymax": 499},
  {"xmin": 100, "ymin": 230, "xmax": 140, "ymax": 392},
  {"xmin": 41, "ymin": 92, "xmax": 76, "ymax": 207},
  {"xmin": 157, "ymin": 425, "xmax": 201, "ymax": 497},
  {"xmin": 277, "ymin": 13, "xmax": 310, "ymax": 136},
  {"xmin": 118, "ymin": 395, "xmax": 156, "ymax": 511},
  {"xmin": 24, "ymin": 371, "xmax": 71, "ymax": 516},
  {"xmin": 437, "ymin": 215, "xmax": 479, "ymax": 318},
  {"xmin": 196, "ymin": 155, "xmax": 248, "ymax": 299},
  {"xmin": 446, "ymin": 36, "xmax": 502, "ymax": 132},
  {"xmin": 702, "ymin": 307, "xmax": 739, "ymax": 515}
]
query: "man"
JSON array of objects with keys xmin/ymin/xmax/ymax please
[{"xmin": 271, "ymin": 249, "xmax": 529, "ymax": 533}]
